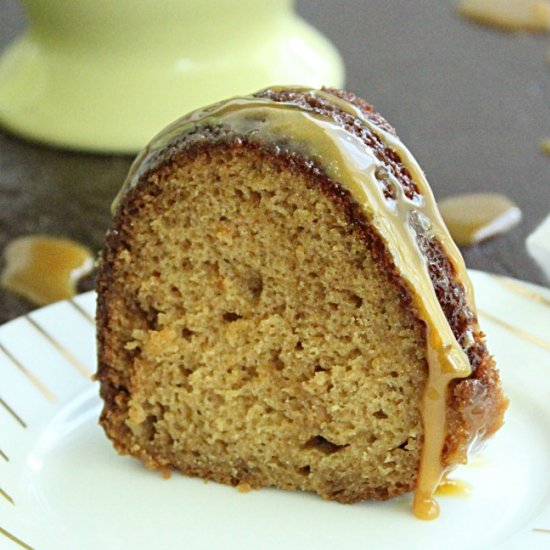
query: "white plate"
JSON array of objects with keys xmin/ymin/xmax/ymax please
[{"xmin": 1, "ymin": 270, "xmax": 549, "ymax": 550}]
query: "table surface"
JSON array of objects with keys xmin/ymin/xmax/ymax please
[{"xmin": 0, "ymin": 0, "xmax": 549, "ymax": 324}]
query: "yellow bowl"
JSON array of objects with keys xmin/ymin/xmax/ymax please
[{"xmin": 0, "ymin": 0, "xmax": 344, "ymax": 153}]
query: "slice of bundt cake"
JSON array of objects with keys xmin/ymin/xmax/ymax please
[{"xmin": 96, "ymin": 87, "xmax": 508, "ymax": 519}]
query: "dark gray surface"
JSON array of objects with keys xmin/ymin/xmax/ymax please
[{"xmin": 0, "ymin": 0, "xmax": 549, "ymax": 323}]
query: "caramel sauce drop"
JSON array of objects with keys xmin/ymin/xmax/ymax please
[
  {"xmin": 438, "ymin": 193, "xmax": 522, "ymax": 246},
  {"xmin": 1, "ymin": 235, "xmax": 94, "ymax": 306},
  {"xmin": 436, "ymin": 478, "xmax": 472, "ymax": 498},
  {"xmin": 413, "ymin": 496, "xmax": 440, "ymax": 521},
  {"xmin": 415, "ymin": 478, "xmax": 470, "ymax": 519},
  {"xmin": 458, "ymin": 0, "xmax": 550, "ymax": 32}
]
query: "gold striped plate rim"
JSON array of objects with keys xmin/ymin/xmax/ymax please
[
  {"xmin": 0, "ymin": 487, "xmax": 14, "ymax": 505},
  {"xmin": 0, "ymin": 297, "xmax": 92, "ymax": 550},
  {"xmin": 0, "ymin": 526, "xmax": 34, "ymax": 550},
  {"xmin": 0, "ymin": 286, "xmax": 547, "ymax": 545},
  {"xmin": 490, "ymin": 274, "xmax": 550, "ymax": 309},
  {"xmin": 24, "ymin": 315, "xmax": 92, "ymax": 379},
  {"xmin": 0, "ymin": 342, "xmax": 56, "ymax": 403},
  {"xmin": 478, "ymin": 310, "xmax": 550, "ymax": 352},
  {"xmin": 0, "ymin": 397, "xmax": 27, "ymax": 428},
  {"xmin": 67, "ymin": 298, "xmax": 95, "ymax": 324}
]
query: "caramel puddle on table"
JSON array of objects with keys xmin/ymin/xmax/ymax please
[
  {"xmin": 1, "ymin": 235, "xmax": 94, "ymax": 306},
  {"xmin": 457, "ymin": 0, "xmax": 550, "ymax": 32},
  {"xmin": 438, "ymin": 193, "xmax": 522, "ymax": 246}
]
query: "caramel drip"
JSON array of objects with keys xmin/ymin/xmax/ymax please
[
  {"xmin": 1, "ymin": 235, "xmax": 94, "ymax": 306},
  {"xmin": 114, "ymin": 90, "xmax": 477, "ymax": 519}
]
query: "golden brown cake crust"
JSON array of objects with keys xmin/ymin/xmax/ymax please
[{"xmin": 97, "ymin": 88, "xmax": 508, "ymax": 504}]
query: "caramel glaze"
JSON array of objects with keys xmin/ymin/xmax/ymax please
[
  {"xmin": 113, "ymin": 88, "xmax": 496, "ymax": 519},
  {"xmin": 1, "ymin": 235, "xmax": 93, "ymax": 306}
]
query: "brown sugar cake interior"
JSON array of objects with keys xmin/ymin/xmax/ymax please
[
  {"xmin": 97, "ymin": 87, "xmax": 508, "ymax": 519},
  {"xmin": 100, "ymin": 145, "xmax": 426, "ymax": 502}
]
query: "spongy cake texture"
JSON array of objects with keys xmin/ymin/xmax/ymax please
[{"xmin": 97, "ymin": 88, "xmax": 507, "ymax": 504}]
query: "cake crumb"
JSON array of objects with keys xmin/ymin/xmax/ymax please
[
  {"xmin": 457, "ymin": 0, "xmax": 550, "ymax": 32},
  {"xmin": 540, "ymin": 139, "xmax": 550, "ymax": 155},
  {"xmin": 236, "ymin": 482, "xmax": 252, "ymax": 493}
]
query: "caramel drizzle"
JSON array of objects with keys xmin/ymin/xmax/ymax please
[{"xmin": 115, "ymin": 89, "xmax": 476, "ymax": 519}]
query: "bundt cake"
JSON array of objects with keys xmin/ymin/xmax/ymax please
[{"xmin": 96, "ymin": 87, "xmax": 508, "ymax": 519}]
